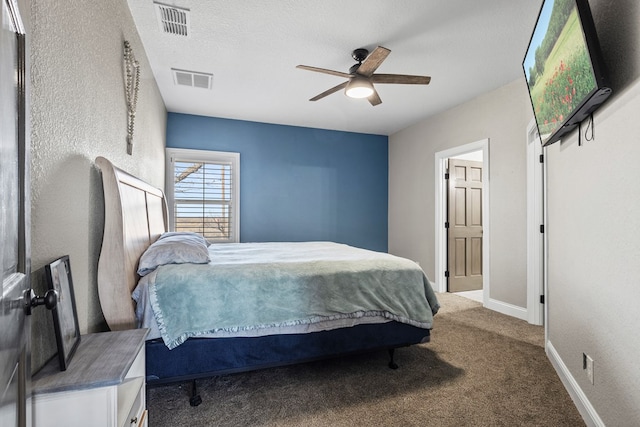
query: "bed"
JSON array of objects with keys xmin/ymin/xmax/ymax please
[{"xmin": 95, "ymin": 156, "xmax": 439, "ymax": 405}]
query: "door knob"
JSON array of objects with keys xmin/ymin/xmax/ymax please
[{"xmin": 24, "ymin": 289, "xmax": 57, "ymax": 315}]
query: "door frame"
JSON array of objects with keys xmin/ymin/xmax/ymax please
[
  {"xmin": 526, "ymin": 119, "xmax": 545, "ymax": 326},
  {"xmin": 434, "ymin": 139, "xmax": 490, "ymax": 305}
]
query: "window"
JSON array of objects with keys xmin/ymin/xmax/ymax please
[{"xmin": 166, "ymin": 148, "xmax": 240, "ymax": 243}]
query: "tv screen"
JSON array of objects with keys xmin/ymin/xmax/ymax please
[{"xmin": 523, "ymin": 0, "xmax": 611, "ymax": 146}]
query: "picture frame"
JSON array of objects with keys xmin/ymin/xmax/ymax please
[{"xmin": 45, "ymin": 255, "xmax": 81, "ymax": 371}]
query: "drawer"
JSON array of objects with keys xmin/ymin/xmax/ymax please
[
  {"xmin": 124, "ymin": 407, "xmax": 147, "ymax": 427},
  {"xmin": 118, "ymin": 377, "xmax": 145, "ymax": 427}
]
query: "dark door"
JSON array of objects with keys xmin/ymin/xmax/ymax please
[{"xmin": 1, "ymin": 1, "xmax": 30, "ymax": 426}]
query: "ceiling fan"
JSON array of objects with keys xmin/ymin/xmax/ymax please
[{"xmin": 296, "ymin": 46, "xmax": 431, "ymax": 106}]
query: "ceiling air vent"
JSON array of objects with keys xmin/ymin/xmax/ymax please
[
  {"xmin": 171, "ymin": 68, "xmax": 213, "ymax": 90},
  {"xmin": 154, "ymin": 2, "xmax": 190, "ymax": 37}
]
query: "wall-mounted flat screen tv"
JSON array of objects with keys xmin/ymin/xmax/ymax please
[{"xmin": 523, "ymin": 0, "xmax": 612, "ymax": 146}]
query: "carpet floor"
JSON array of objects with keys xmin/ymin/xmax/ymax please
[{"xmin": 146, "ymin": 292, "xmax": 584, "ymax": 426}]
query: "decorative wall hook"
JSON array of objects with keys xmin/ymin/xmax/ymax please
[{"xmin": 124, "ymin": 40, "xmax": 140, "ymax": 155}]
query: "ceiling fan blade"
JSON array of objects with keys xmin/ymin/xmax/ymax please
[
  {"xmin": 309, "ymin": 81, "xmax": 349, "ymax": 101},
  {"xmin": 368, "ymin": 88, "xmax": 382, "ymax": 106},
  {"xmin": 296, "ymin": 65, "xmax": 352, "ymax": 79},
  {"xmin": 372, "ymin": 74, "xmax": 431, "ymax": 85},
  {"xmin": 357, "ymin": 46, "xmax": 391, "ymax": 77}
]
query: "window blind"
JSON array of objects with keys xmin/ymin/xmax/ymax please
[{"xmin": 167, "ymin": 149, "xmax": 239, "ymax": 242}]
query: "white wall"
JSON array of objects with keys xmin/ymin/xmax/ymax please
[
  {"xmin": 390, "ymin": 1, "xmax": 640, "ymax": 424},
  {"xmin": 29, "ymin": 0, "xmax": 167, "ymax": 370},
  {"xmin": 389, "ymin": 79, "xmax": 532, "ymax": 307},
  {"xmin": 545, "ymin": 0, "xmax": 640, "ymax": 424}
]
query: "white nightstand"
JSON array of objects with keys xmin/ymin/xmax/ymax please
[{"xmin": 32, "ymin": 329, "xmax": 149, "ymax": 427}]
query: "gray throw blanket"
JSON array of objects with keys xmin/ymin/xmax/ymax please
[{"xmin": 148, "ymin": 242, "xmax": 440, "ymax": 349}]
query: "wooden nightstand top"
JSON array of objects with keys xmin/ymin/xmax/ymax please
[{"xmin": 32, "ymin": 329, "xmax": 148, "ymax": 395}]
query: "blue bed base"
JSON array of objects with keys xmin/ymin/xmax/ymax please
[{"xmin": 145, "ymin": 321, "xmax": 430, "ymax": 387}]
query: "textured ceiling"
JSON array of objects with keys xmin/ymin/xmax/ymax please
[{"xmin": 127, "ymin": 0, "xmax": 542, "ymax": 136}]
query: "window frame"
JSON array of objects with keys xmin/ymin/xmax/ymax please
[{"xmin": 165, "ymin": 147, "xmax": 240, "ymax": 243}]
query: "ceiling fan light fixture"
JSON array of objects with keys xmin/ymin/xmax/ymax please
[{"xmin": 345, "ymin": 77, "xmax": 374, "ymax": 99}]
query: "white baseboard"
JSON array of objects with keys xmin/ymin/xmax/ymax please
[
  {"xmin": 484, "ymin": 298, "xmax": 528, "ymax": 321},
  {"xmin": 546, "ymin": 341, "xmax": 604, "ymax": 427}
]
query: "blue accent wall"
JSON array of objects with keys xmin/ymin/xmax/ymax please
[{"xmin": 166, "ymin": 113, "xmax": 388, "ymax": 252}]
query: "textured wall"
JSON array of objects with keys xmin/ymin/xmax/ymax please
[
  {"xmin": 389, "ymin": 79, "xmax": 531, "ymax": 307},
  {"xmin": 167, "ymin": 113, "xmax": 389, "ymax": 252},
  {"xmin": 29, "ymin": 0, "xmax": 166, "ymax": 371}
]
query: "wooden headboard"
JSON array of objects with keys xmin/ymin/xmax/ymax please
[{"xmin": 96, "ymin": 156, "xmax": 168, "ymax": 330}]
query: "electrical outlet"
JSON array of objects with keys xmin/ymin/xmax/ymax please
[{"xmin": 583, "ymin": 353, "xmax": 594, "ymax": 384}]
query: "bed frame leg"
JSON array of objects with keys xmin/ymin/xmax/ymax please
[
  {"xmin": 189, "ymin": 379, "xmax": 202, "ymax": 407},
  {"xmin": 388, "ymin": 348, "xmax": 399, "ymax": 370}
]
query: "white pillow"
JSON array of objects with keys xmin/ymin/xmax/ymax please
[
  {"xmin": 137, "ymin": 232, "xmax": 210, "ymax": 276},
  {"xmin": 157, "ymin": 231, "xmax": 207, "ymax": 245}
]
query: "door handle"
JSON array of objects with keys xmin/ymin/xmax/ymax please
[{"xmin": 23, "ymin": 289, "xmax": 57, "ymax": 316}]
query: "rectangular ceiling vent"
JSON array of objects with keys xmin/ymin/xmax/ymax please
[
  {"xmin": 154, "ymin": 2, "xmax": 190, "ymax": 37},
  {"xmin": 171, "ymin": 68, "xmax": 213, "ymax": 90}
]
